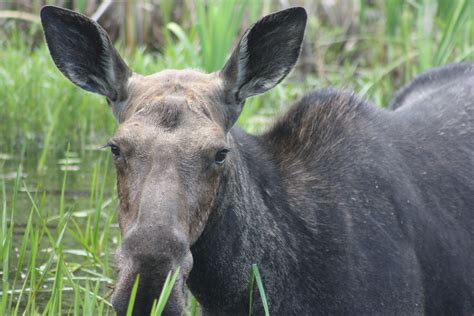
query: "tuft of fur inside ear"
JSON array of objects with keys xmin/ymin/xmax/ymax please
[
  {"xmin": 220, "ymin": 7, "xmax": 307, "ymax": 129},
  {"xmin": 41, "ymin": 6, "xmax": 131, "ymax": 102},
  {"xmin": 222, "ymin": 7, "xmax": 307, "ymax": 102}
]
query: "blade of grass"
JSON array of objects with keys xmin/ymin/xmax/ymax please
[
  {"xmin": 434, "ymin": 0, "xmax": 470, "ymax": 65},
  {"xmin": 126, "ymin": 275, "xmax": 140, "ymax": 316},
  {"xmin": 248, "ymin": 264, "xmax": 269, "ymax": 316},
  {"xmin": 190, "ymin": 296, "xmax": 199, "ymax": 316},
  {"xmin": 150, "ymin": 267, "xmax": 181, "ymax": 316}
]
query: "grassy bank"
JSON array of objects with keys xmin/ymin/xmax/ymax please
[{"xmin": 1, "ymin": 0, "xmax": 473, "ymax": 314}]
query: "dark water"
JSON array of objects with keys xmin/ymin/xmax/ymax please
[{"xmin": 1, "ymin": 146, "xmax": 120, "ymax": 312}]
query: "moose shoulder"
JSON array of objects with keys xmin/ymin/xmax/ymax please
[{"xmin": 40, "ymin": 5, "xmax": 474, "ymax": 315}]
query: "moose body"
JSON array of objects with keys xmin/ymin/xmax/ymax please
[
  {"xmin": 190, "ymin": 78, "xmax": 474, "ymax": 315},
  {"xmin": 40, "ymin": 6, "xmax": 474, "ymax": 315}
]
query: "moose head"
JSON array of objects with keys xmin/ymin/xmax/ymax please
[{"xmin": 41, "ymin": 6, "xmax": 306, "ymax": 314}]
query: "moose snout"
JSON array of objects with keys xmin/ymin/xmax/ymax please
[{"xmin": 112, "ymin": 227, "xmax": 193, "ymax": 316}]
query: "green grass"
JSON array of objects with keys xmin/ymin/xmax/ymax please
[
  {"xmin": 248, "ymin": 264, "xmax": 270, "ymax": 316},
  {"xmin": 150, "ymin": 268, "xmax": 181, "ymax": 315},
  {"xmin": 0, "ymin": 0, "xmax": 473, "ymax": 315}
]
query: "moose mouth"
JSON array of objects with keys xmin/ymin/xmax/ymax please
[
  {"xmin": 111, "ymin": 267, "xmax": 188, "ymax": 315},
  {"xmin": 111, "ymin": 244, "xmax": 193, "ymax": 315}
]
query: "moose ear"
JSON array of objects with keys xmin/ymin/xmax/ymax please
[
  {"xmin": 40, "ymin": 6, "xmax": 131, "ymax": 113},
  {"xmin": 220, "ymin": 7, "xmax": 307, "ymax": 125}
]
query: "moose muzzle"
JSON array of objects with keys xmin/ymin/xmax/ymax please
[{"xmin": 111, "ymin": 225, "xmax": 193, "ymax": 315}]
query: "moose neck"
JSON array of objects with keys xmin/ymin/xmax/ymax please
[{"xmin": 188, "ymin": 127, "xmax": 305, "ymax": 314}]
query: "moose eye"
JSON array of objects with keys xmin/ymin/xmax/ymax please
[
  {"xmin": 110, "ymin": 144, "xmax": 121, "ymax": 158},
  {"xmin": 215, "ymin": 149, "xmax": 229, "ymax": 165}
]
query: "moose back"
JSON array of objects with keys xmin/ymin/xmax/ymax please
[{"xmin": 40, "ymin": 6, "xmax": 474, "ymax": 315}]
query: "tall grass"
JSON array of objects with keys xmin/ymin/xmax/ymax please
[
  {"xmin": 0, "ymin": 151, "xmax": 118, "ymax": 315},
  {"xmin": 0, "ymin": 0, "xmax": 473, "ymax": 315}
]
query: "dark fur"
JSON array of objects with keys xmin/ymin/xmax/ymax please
[
  {"xmin": 190, "ymin": 66, "xmax": 474, "ymax": 314},
  {"xmin": 389, "ymin": 63, "xmax": 474, "ymax": 110}
]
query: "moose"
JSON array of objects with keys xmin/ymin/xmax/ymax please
[{"xmin": 40, "ymin": 5, "xmax": 474, "ymax": 315}]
